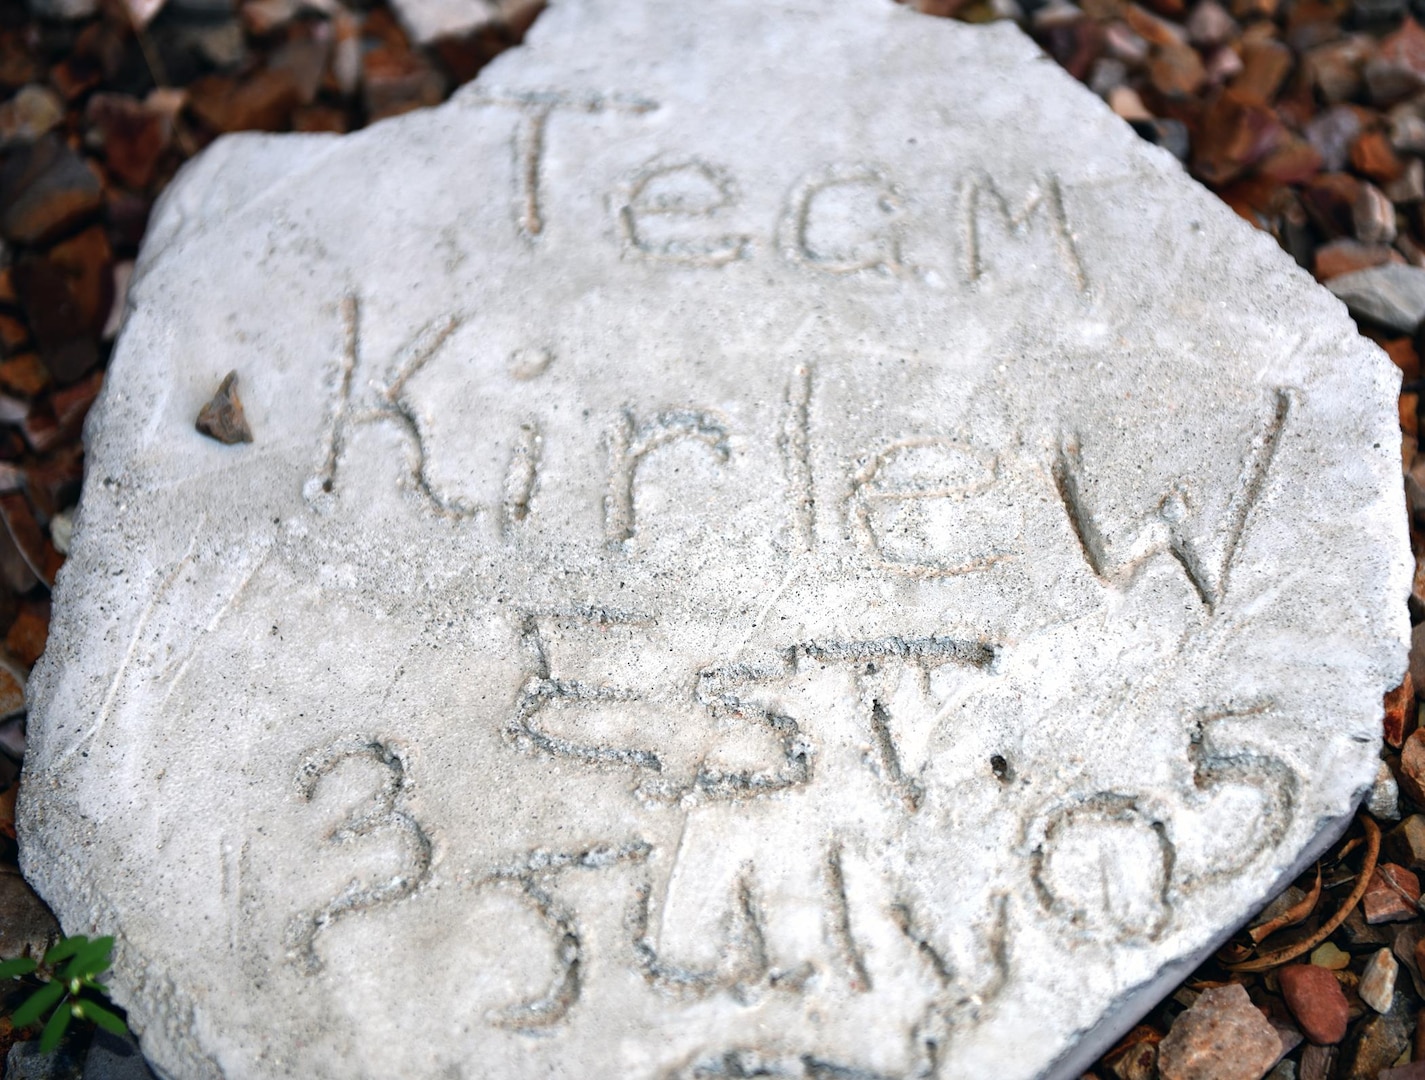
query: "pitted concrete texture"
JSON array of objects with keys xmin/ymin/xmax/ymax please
[{"xmin": 17, "ymin": 1, "xmax": 1412, "ymax": 1078}]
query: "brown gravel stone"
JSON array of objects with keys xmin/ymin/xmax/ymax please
[
  {"xmin": 0, "ymin": 868, "xmax": 58, "ymax": 962},
  {"xmin": 1233, "ymin": 38, "xmax": 1294, "ymax": 102},
  {"xmin": 0, "ymin": 135, "xmax": 103, "ymax": 246},
  {"xmin": 1299, "ymin": 1043, "xmax": 1336, "ymax": 1080},
  {"xmin": 1393, "ymin": 106, "xmax": 1425, "ymax": 154},
  {"xmin": 1401, "ymin": 727, "xmax": 1425, "ymax": 802},
  {"xmin": 1354, "ymin": 129, "xmax": 1408, "ymax": 182},
  {"xmin": 1355, "ymin": 181, "xmax": 1400, "ymax": 243},
  {"xmin": 6, "ymin": 599, "xmax": 47, "ymax": 667},
  {"xmin": 1412, "ymin": 552, "xmax": 1425, "ymax": 620},
  {"xmin": 1302, "ymin": 171, "xmax": 1364, "ymax": 236},
  {"xmin": 362, "ymin": 44, "xmax": 446, "ymax": 119},
  {"xmin": 1279, "ymin": 964, "xmax": 1351, "ymax": 1044},
  {"xmin": 1338, "ymin": 992, "xmax": 1414, "ymax": 1079},
  {"xmin": 1315, "ymin": 238, "xmax": 1405, "ymax": 279},
  {"xmin": 270, "ymin": 34, "xmax": 329, "ymax": 105},
  {"xmin": 45, "ymin": 225, "xmax": 114, "ymax": 331},
  {"xmin": 195, "ymin": 371, "xmax": 253, "ymax": 445},
  {"xmin": 1364, "ymin": 863, "xmax": 1423, "ymax": 922},
  {"xmin": 1386, "ymin": 157, "xmax": 1425, "ymax": 202},
  {"xmin": 1387, "ymin": 815, "xmax": 1425, "ymax": 869},
  {"xmin": 1305, "ymin": 39, "xmax": 1370, "ymax": 103},
  {"xmin": 188, "ymin": 67, "xmax": 305, "ymax": 133},
  {"xmin": 1158, "ymin": 983, "xmax": 1283, "ymax": 1080},
  {"xmin": 12, "ymin": 260, "xmax": 94, "ymax": 382},
  {"xmin": 1388, "ymin": 673, "xmax": 1418, "ymax": 747},
  {"xmin": 0, "ymin": 32, "xmax": 39, "ymax": 90},
  {"xmin": 1257, "ymin": 137, "xmax": 1324, "ymax": 183},
  {"xmin": 1102, "ymin": 1025, "xmax": 1161, "ymax": 1080},
  {"xmin": 0, "ymin": 354, "xmax": 48, "ymax": 398},
  {"xmin": 1371, "ymin": 18, "xmax": 1425, "ymax": 102},
  {"xmin": 292, "ymin": 104, "xmax": 348, "ymax": 132},
  {"xmin": 1194, "ymin": 91, "xmax": 1284, "ymax": 184},
  {"xmin": 0, "ymin": 314, "xmax": 29, "ymax": 355}
]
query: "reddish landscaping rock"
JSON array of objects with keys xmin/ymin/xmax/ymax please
[
  {"xmin": 0, "ymin": 85, "xmax": 64, "ymax": 149},
  {"xmin": 363, "ymin": 44, "xmax": 446, "ymax": 119},
  {"xmin": 0, "ymin": 135, "xmax": 103, "ymax": 246},
  {"xmin": 6, "ymin": 598, "xmax": 48, "ymax": 667},
  {"xmin": 1353, "ymin": 129, "xmax": 1408, "ymax": 183},
  {"xmin": 12, "ymin": 257, "xmax": 95, "ymax": 382},
  {"xmin": 85, "ymin": 92, "xmax": 172, "ymax": 191},
  {"xmin": 0, "ymin": 354, "xmax": 49, "ymax": 398},
  {"xmin": 1299, "ymin": 1042, "xmax": 1336, "ymax": 1080},
  {"xmin": 1364, "ymin": 862, "xmax": 1423, "ymax": 923},
  {"xmin": 1387, "ymin": 672, "xmax": 1417, "ymax": 747},
  {"xmin": 0, "ymin": 868, "xmax": 58, "ymax": 962},
  {"xmin": 1193, "ymin": 90, "xmax": 1284, "ymax": 184},
  {"xmin": 292, "ymin": 104, "xmax": 348, "ymax": 133},
  {"xmin": 188, "ymin": 68, "xmax": 305, "ymax": 133},
  {"xmin": 1256, "ymin": 136, "xmax": 1324, "ymax": 183},
  {"xmin": 1102, "ymin": 1024, "xmax": 1160, "ymax": 1080},
  {"xmin": 1278, "ymin": 964, "xmax": 1350, "ymax": 1044},
  {"xmin": 1369, "ymin": 18, "xmax": 1425, "ymax": 102},
  {"xmin": 1302, "ymin": 171, "xmax": 1364, "ymax": 237},
  {"xmin": 269, "ymin": 34, "xmax": 329, "ymax": 105},
  {"xmin": 1354, "ymin": 181, "xmax": 1398, "ymax": 244},
  {"xmin": 1158, "ymin": 983, "xmax": 1282, "ymax": 1080},
  {"xmin": 1305, "ymin": 42, "xmax": 1368, "ymax": 106},
  {"xmin": 1386, "ymin": 815, "xmax": 1425, "ymax": 869},
  {"xmin": 1232, "ymin": 38, "xmax": 1293, "ymax": 103},
  {"xmin": 46, "ymin": 225, "xmax": 114, "ymax": 331},
  {"xmin": 1400, "ymin": 727, "xmax": 1425, "ymax": 803}
]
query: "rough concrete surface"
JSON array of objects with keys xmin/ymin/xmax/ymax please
[{"xmin": 16, "ymin": 0, "xmax": 1413, "ymax": 1077}]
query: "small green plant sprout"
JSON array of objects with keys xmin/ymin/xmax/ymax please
[{"xmin": 0, "ymin": 935, "xmax": 129, "ymax": 1052}]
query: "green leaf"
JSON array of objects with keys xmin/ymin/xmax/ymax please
[
  {"xmin": 10, "ymin": 978, "xmax": 66, "ymax": 1029},
  {"xmin": 0, "ymin": 957, "xmax": 37, "ymax": 979},
  {"xmin": 63, "ymin": 937, "xmax": 113, "ymax": 982},
  {"xmin": 73, "ymin": 998, "xmax": 127, "ymax": 1036},
  {"xmin": 37, "ymin": 999, "xmax": 71, "ymax": 1053},
  {"xmin": 42, "ymin": 937, "xmax": 87, "ymax": 966}
]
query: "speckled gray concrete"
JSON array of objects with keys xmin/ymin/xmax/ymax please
[{"xmin": 16, "ymin": 2, "xmax": 1412, "ymax": 1078}]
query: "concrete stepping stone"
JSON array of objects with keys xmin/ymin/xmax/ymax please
[{"xmin": 16, "ymin": 0, "xmax": 1411, "ymax": 1077}]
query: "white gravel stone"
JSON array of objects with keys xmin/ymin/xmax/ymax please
[
  {"xmin": 16, "ymin": 1, "xmax": 1411, "ymax": 1079},
  {"xmin": 1361, "ymin": 947, "xmax": 1401, "ymax": 1013},
  {"xmin": 1369, "ymin": 759, "xmax": 1403, "ymax": 821},
  {"xmin": 389, "ymin": 0, "xmax": 525, "ymax": 46},
  {"xmin": 1328, "ymin": 263, "xmax": 1425, "ymax": 332}
]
